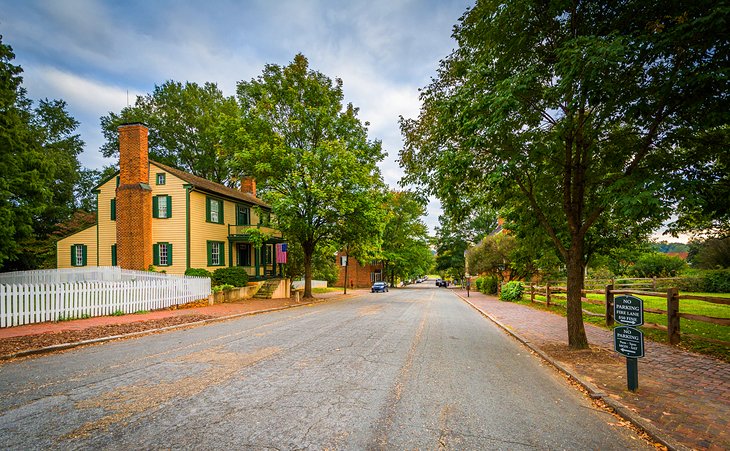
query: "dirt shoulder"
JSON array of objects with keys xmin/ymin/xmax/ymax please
[{"xmin": 0, "ymin": 293, "xmax": 359, "ymax": 360}]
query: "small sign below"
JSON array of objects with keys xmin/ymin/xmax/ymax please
[
  {"xmin": 614, "ymin": 326, "xmax": 645, "ymax": 358},
  {"xmin": 614, "ymin": 295, "xmax": 644, "ymax": 326}
]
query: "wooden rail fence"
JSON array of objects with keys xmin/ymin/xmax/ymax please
[{"xmin": 526, "ymin": 283, "xmax": 730, "ymax": 346}]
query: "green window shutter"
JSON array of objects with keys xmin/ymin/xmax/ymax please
[
  {"xmin": 207, "ymin": 241, "xmax": 212, "ymax": 266},
  {"xmin": 220, "ymin": 242, "xmax": 225, "ymax": 265},
  {"xmin": 111, "ymin": 244, "xmax": 117, "ymax": 266},
  {"xmin": 111, "ymin": 198, "xmax": 116, "ymax": 220},
  {"xmin": 168, "ymin": 243, "xmax": 173, "ymax": 266},
  {"xmin": 152, "ymin": 196, "xmax": 159, "ymax": 218},
  {"xmin": 167, "ymin": 195, "xmax": 172, "ymax": 218},
  {"xmin": 217, "ymin": 200, "xmax": 223, "ymax": 224},
  {"xmin": 70, "ymin": 245, "xmax": 76, "ymax": 266},
  {"xmin": 153, "ymin": 243, "xmax": 159, "ymax": 265},
  {"xmin": 81, "ymin": 245, "xmax": 87, "ymax": 266},
  {"xmin": 206, "ymin": 197, "xmax": 211, "ymax": 222}
]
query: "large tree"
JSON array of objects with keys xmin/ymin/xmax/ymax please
[
  {"xmin": 400, "ymin": 1, "xmax": 729, "ymax": 348},
  {"xmin": 0, "ymin": 37, "xmax": 84, "ymax": 270},
  {"xmin": 220, "ymin": 54, "xmax": 385, "ymax": 298},
  {"xmin": 380, "ymin": 191, "xmax": 433, "ymax": 286},
  {"xmin": 100, "ymin": 81, "xmax": 238, "ymax": 185},
  {"xmin": 434, "ymin": 208, "xmax": 497, "ymax": 282}
]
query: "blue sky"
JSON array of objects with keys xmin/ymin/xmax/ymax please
[{"xmin": 0, "ymin": 0, "xmax": 475, "ymax": 233}]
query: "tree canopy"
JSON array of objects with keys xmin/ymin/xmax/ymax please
[
  {"xmin": 220, "ymin": 54, "xmax": 385, "ymax": 297},
  {"xmin": 0, "ymin": 36, "xmax": 84, "ymax": 270},
  {"xmin": 400, "ymin": 1, "xmax": 729, "ymax": 348},
  {"xmin": 100, "ymin": 80, "xmax": 238, "ymax": 185},
  {"xmin": 380, "ymin": 191, "xmax": 433, "ymax": 285}
]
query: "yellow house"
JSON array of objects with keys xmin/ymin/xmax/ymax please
[{"xmin": 57, "ymin": 123, "xmax": 285, "ymax": 278}]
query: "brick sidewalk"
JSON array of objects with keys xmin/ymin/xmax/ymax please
[
  {"xmin": 454, "ymin": 288, "xmax": 729, "ymax": 451},
  {"xmin": 0, "ymin": 289, "xmax": 368, "ymax": 341}
]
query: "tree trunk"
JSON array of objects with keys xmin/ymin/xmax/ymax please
[
  {"xmin": 303, "ymin": 249, "xmax": 313, "ymax": 299},
  {"xmin": 565, "ymin": 243, "xmax": 589, "ymax": 349}
]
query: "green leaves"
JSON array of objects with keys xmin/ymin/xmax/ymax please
[
  {"xmin": 221, "ymin": 54, "xmax": 385, "ymax": 296},
  {"xmin": 0, "ymin": 37, "xmax": 84, "ymax": 269},
  {"xmin": 401, "ymin": 0, "xmax": 728, "ymax": 347},
  {"xmin": 100, "ymin": 80, "xmax": 239, "ymax": 185}
]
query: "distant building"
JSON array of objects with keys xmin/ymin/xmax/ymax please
[
  {"xmin": 666, "ymin": 252, "xmax": 689, "ymax": 260},
  {"xmin": 335, "ymin": 252, "xmax": 384, "ymax": 288}
]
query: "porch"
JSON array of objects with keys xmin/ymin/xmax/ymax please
[{"xmin": 228, "ymin": 224, "xmax": 287, "ymax": 280}]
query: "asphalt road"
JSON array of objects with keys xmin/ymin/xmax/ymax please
[{"xmin": 0, "ymin": 284, "xmax": 650, "ymax": 450}]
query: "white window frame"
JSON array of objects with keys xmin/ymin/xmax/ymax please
[
  {"xmin": 158, "ymin": 196, "xmax": 168, "ymax": 219},
  {"xmin": 211, "ymin": 242, "xmax": 220, "ymax": 266},
  {"xmin": 210, "ymin": 199, "xmax": 219, "ymax": 223},
  {"xmin": 75, "ymin": 246, "xmax": 84, "ymax": 267},
  {"xmin": 159, "ymin": 243, "xmax": 169, "ymax": 266}
]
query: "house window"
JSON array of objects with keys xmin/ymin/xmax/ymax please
[
  {"xmin": 207, "ymin": 241, "xmax": 225, "ymax": 266},
  {"xmin": 207, "ymin": 197, "xmax": 223, "ymax": 224},
  {"xmin": 116, "ymin": 176, "xmax": 120, "ymax": 187},
  {"xmin": 71, "ymin": 244, "xmax": 87, "ymax": 267},
  {"xmin": 153, "ymin": 195, "xmax": 172, "ymax": 219},
  {"xmin": 156, "ymin": 173, "xmax": 166, "ymax": 185},
  {"xmin": 111, "ymin": 244, "xmax": 117, "ymax": 266},
  {"xmin": 236, "ymin": 205, "xmax": 250, "ymax": 225},
  {"xmin": 111, "ymin": 198, "xmax": 116, "ymax": 221},
  {"xmin": 153, "ymin": 242, "xmax": 173, "ymax": 266},
  {"xmin": 259, "ymin": 210, "xmax": 271, "ymax": 226}
]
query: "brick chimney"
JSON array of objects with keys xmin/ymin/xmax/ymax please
[
  {"xmin": 241, "ymin": 176, "xmax": 256, "ymax": 197},
  {"xmin": 116, "ymin": 123, "xmax": 153, "ymax": 270}
]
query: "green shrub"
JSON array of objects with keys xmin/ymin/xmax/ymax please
[
  {"xmin": 212, "ymin": 267, "xmax": 249, "ymax": 287},
  {"xmin": 474, "ymin": 277, "xmax": 484, "ymax": 292},
  {"xmin": 702, "ymin": 269, "xmax": 730, "ymax": 293},
  {"xmin": 500, "ymin": 281, "xmax": 524, "ymax": 302},
  {"xmin": 482, "ymin": 276, "xmax": 498, "ymax": 295},
  {"xmin": 185, "ymin": 268, "xmax": 213, "ymax": 278},
  {"xmin": 630, "ymin": 253, "xmax": 686, "ymax": 277}
]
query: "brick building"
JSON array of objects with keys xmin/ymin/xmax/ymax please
[{"xmin": 335, "ymin": 252, "xmax": 385, "ymax": 288}]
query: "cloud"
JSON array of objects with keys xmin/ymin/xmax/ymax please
[
  {"xmin": 25, "ymin": 66, "xmax": 139, "ymax": 116},
  {"xmin": 0, "ymin": 0, "xmax": 475, "ymax": 232}
]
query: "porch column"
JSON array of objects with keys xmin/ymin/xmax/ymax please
[
  {"xmin": 272, "ymin": 243, "xmax": 277, "ymax": 277},
  {"xmin": 254, "ymin": 245, "xmax": 260, "ymax": 278}
]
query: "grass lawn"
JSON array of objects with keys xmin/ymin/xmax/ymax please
[
  {"xmin": 519, "ymin": 291, "xmax": 730, "ymax": 362},
  {"xmin": 312, "ymin": 287, "xmax": 343, "ymax": 294}
]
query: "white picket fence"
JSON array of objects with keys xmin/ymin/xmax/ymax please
[
  {"xmin": 0, "ymin": 267, "xmax": 175, "ymax": 285},
  {"xmin": 0, "ymin": 268, "xmax": 211, "ymax": 328}
]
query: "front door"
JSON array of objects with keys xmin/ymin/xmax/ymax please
[{"xmin": 237, "ymin": 243, "xmax": 251, "ymax": 266}]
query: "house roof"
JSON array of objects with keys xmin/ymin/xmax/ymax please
[{"xmin": 150, "ymin": 160, "xmax": 271, "ymax": 209}]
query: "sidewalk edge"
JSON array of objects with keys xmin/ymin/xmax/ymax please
[
  {"xmin": 455, "ymin": 292, "xmax": 689, "ymax": 451},
  {"xmin": 1, "ymin": 295, "xmax": 358, "ymax": 362}
]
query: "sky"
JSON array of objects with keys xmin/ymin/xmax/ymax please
[{"xmin": 0, "ymin": 0, "xmax": 475, "ymax": 234}]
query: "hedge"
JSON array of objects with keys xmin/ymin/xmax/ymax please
[{"xmin": 212, "ymin": 267, "xmax": 249, "ymax": 287}]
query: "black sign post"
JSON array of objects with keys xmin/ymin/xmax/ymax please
[{"xmin": 613, "ymin": 296, "xmax": 645, "ymax": 392}]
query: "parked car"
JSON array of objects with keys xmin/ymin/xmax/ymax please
[
  {"xmin": 436, "ymin": 279, "xmax": 445, "ymax": 287},
  {"xmin": 371, "ymin": 282, "xmax": 389, "ymax": 293}
]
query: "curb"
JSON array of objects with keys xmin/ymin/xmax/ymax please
[
  {"xmin": 1, "ymin": 294, "xmax": 360, "ymax": 362},
  {"xmin": 454, "ymin": 292, "xmax": 689, "ymax": 451}
]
